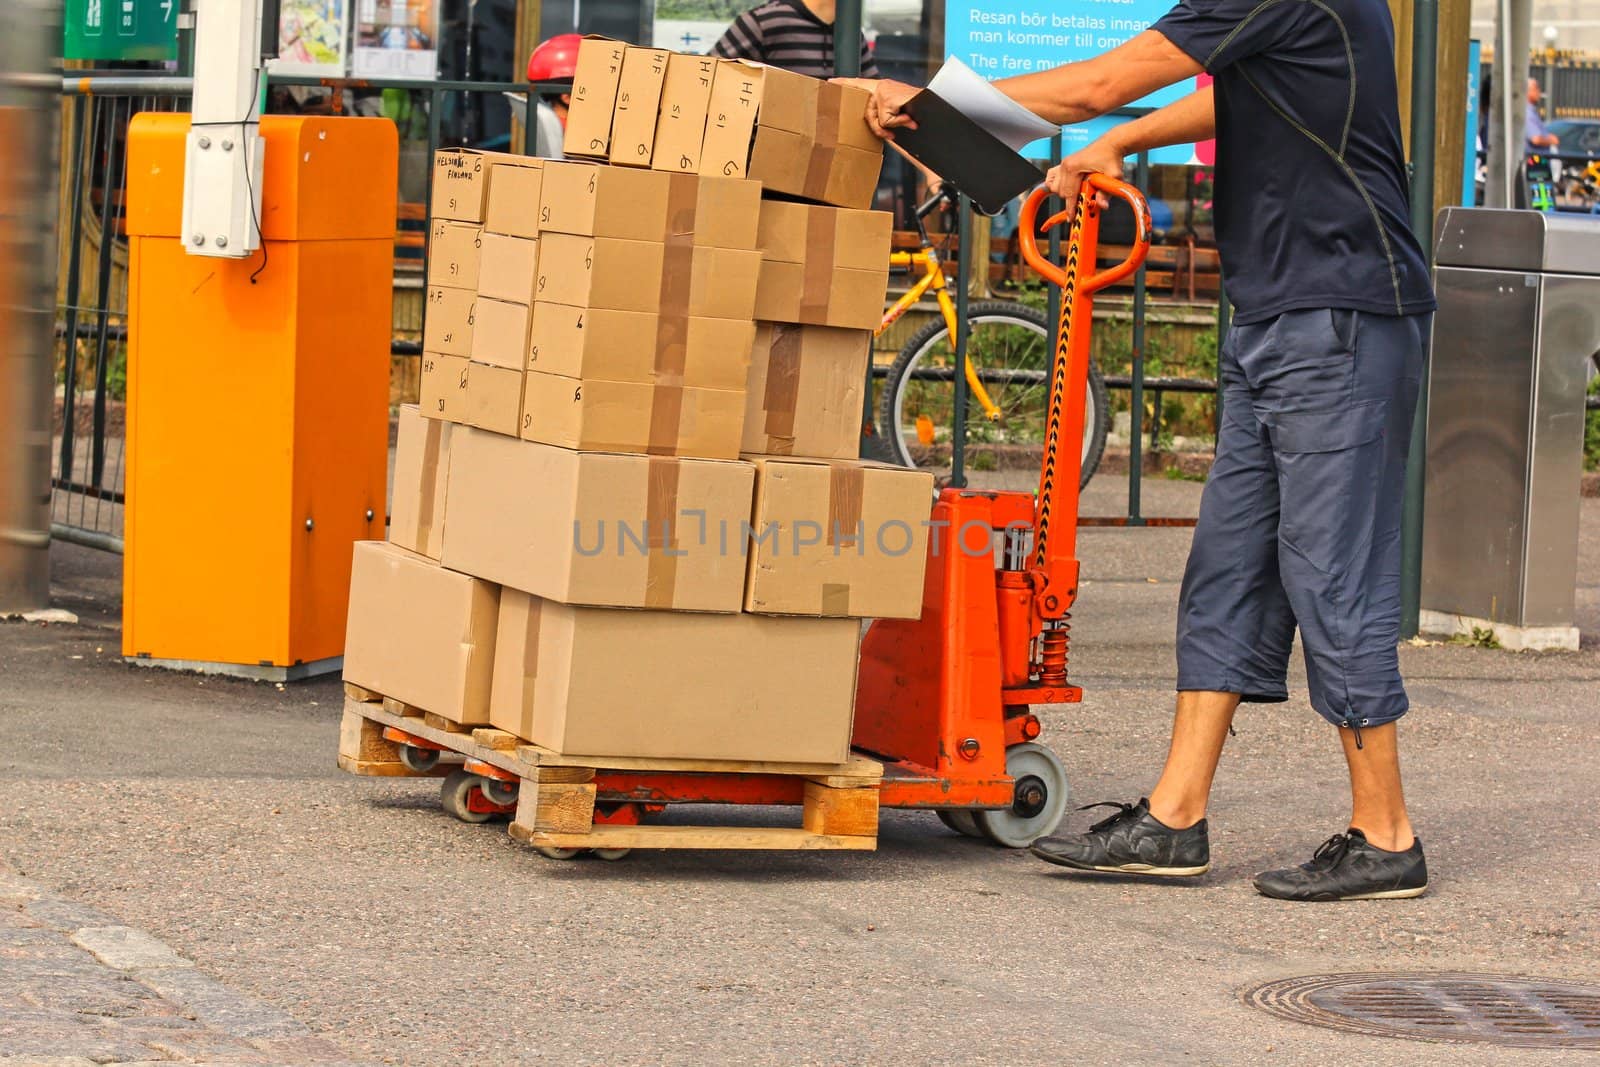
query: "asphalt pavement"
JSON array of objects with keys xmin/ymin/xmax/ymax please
[{"xmin": 3, "ymin": 479, "xmax": 1598, "ymax": 1065}]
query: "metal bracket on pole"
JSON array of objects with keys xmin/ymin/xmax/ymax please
[{"xmin": 181, "ymin": 0, "xmax": 267, "ymax": 260}]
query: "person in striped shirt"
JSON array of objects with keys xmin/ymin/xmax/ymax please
[{"xmin": 711, "ymin": 0, "xmax": 879, "ymax": 79}]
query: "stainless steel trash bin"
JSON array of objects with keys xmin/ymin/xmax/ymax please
[{"xmin": 1420, "ymin": 208, "xmax": 1600, "ymax": 651}]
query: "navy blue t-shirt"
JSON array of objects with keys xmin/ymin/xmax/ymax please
[{"xmin": 1153, "ymin": 0, "xmax": 1437, "ymax": 324}]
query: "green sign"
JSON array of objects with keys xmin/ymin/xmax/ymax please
[{"xmin": 64, "ymin": 0, "xmax": 178, "ymax": 62}]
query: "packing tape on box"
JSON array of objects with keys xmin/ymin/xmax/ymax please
[
  {"xmin": 665, "ymin": 171, "xmax": 699, "ymax": 235},
  {"xmin": 800, "ymin": 209, "xmax": 835, "ymax": 323},
  {"xmin": 761, "ymin": 324, "xmax": 802, "ymax": 453},
  {"xmin": 826, "ymin": 464, "xmax": 865, "ymax": 548},
  {"xmin": 648, "ymin": 238, "xmax": 695, "ymax": 453},
  {"xmin": 820, "ymin": 582, "xmax": 851, "ymax": 617},
  {"xmin": 415, "ymin": 418, "xmax": 444, "ymax": 548},
  {"xmin": 519, "ymin": 595, "xmax": 543, "ymax": 732},
  {"xmin": 644, "ymin": 458, "xmax": 681, "ymax": 609},
  {"xmin": 801, "ymin": 87, "xmax": 841, "ymax": 203}
]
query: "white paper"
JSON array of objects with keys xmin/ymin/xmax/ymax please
[{"xmin": 927, "ymin": 55, "xmax": 1059, "ymax": 152}]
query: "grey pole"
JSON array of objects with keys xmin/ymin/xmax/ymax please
[
  {"xmin": 0, "ymin": 0, "xmax": 59, "ymax": 612},
  {"xmin": 1398, "ymin": 0, "xmax": 1440, "ymax": 638},
  {"xmin": 1485, "ymin": 0, "xmax": 1532, "ymax": 207}
]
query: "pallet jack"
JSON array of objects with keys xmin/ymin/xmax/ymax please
[{"xmin": 380, "ymin": 175, "xmax": 1152, "ymax": 854}]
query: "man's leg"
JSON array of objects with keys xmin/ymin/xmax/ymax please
[
  {"xmin": 1146, "ymin": 690, "xmax": 1241, "ymax": 829},
  {"xmin": 1338, "ymin": 721, "xmax": 1414, "ymax": 851}
]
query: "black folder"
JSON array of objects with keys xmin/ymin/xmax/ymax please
[{"xmin": 891, "ymin": 89, "xmax": 1045, "ymax": 215}]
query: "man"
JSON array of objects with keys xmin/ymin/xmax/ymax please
[
  {"xmin": 712, "ymin": 0, "xmax": 879, "ymax": 79},
  {"xmin": 857, "ymin": 0, "xmax": 1436, "ymax": 901},
  {"xmin": 1526, "ymin": 78, "xmax": 1560, "ymax": 154}
]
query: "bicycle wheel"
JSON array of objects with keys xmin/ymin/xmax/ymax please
[{"xmin": 879, "ymin": 300, "xmax": 1109, "ymax": 490}]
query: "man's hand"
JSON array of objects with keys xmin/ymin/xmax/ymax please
[
  {"xmin": 832, "ymin": 77, "xmax": 921, "ymax": 139},
  {"xmin": 1045, "ymin": 137, "xmax": 1128, "ymax": 219}
]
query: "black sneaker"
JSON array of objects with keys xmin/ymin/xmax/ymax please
[
  {"xmin": 1253, "ymin": 829, "xmax": 1428, "ymax": 901},
  {"xmin": 1029, "ymin": 799, "xmax": 1210, "ymax": 876}
]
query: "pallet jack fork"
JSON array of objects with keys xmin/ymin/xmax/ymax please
[{"xmin": 853, "ymin": 175, "xmax": 1153, "ymax": 846}]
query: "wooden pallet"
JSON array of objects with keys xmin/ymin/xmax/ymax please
[{"xmin": 339, "ymin": 687, "xmax": 882, "ymax": 853}]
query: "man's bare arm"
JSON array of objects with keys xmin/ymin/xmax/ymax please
[
  {"xmin": 997, "ymin": 31, "xmax": 1204, "ymax": 125},
  {"xmin": 1044, "ymin": 87, "xmax": 1215, "ymax": 214}
]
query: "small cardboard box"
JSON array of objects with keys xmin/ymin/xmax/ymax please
[
  {"xmin": 754, "ymin": 201, "xmax": 891, "ymax": 328},
  {"xmin": 528, "ymin": 304, "xmax": 753, "ymax": 391},
  {"xmin": 700, "ymin": 61, "xmax": 818, "ymax": 183},
  {"xmin": 608, "ymin": 46, "xmax": 671, "ymax": 166},
  {"xmin": 422, "ymin": 285, "xmax": 476, "ymax": 357},
  {"xmin": 426, "ymin": 221, "xmax": 482, "ymax": 289},
  {"xmin": 419, "ymin": 352, "xmax": 470, "ymax": 422},
  {"xmin": 441, "ymin": 428, "xmax": 755, "ymax": 612},
  {"xmin": 564, "ymin": 36, "xmax": 627, "ymax": 159},
  {"xmin": 430, "ymin": 149, "xmax": 541, "ymax": 223},
  {"xmin": 462, "ymin": 360, "xmax": 525, "ymax": 437},
  {"xmin": 539, "ymin": 162, "xmax": 759, "ymax": 249},
  {"xmin": 489, "ymin": 588, "xmax": 862, "ymax": 762},
  {"xmin": 652, "ymin": 53, "xmax": 719, "ymax": 174},
  {"xmin": 521, "ymin": 371, "xmax": 746, "ymax": 460},
  {"xmin": 469, "ymin": 298, "xmax": 531, "ymax": 371},
  {"xmin": 743, "ymin": 323, "xmax": 869, "ymax": 459},
  {"xmin": 744, "ymin": 457, "xmax": 934, "ymax": 618},
  {"xmin": 390, "ymin": 405, "xmax": 452, "ymax": 559},
  {"xmin": 483, "ymin": 160, "xmax": 544, "ymax": 238},
  {"xmin": 344, "ymin": 540, "xmax": 499, "ymax": 724},
  {"xmin": 536, "ymin": 235, "xmax": 761, "ymax": 319},
  {"xmin": 477, "ymin": 232, "xmax": 540, "ymax": 305}
]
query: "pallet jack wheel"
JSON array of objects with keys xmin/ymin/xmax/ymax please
[
  {"xmin": 535, "ymin": 846, "xmax": 583, "ymax": 860},
  {"xmin": 974, "ymin": 742, "xmax": 1070, "ymax": 848},
  {"xmin": 440, "ymin": 769, "xmax": 494, "ymax": 824},
  {"xmin": 591, "ymin": 848, "xmax": 632, "ymax": 861},
  {"xmin": 480, "ymin": 777, "xmax": 519, "ymax": 806},
  {"xmin": 398, "ymin": 744, "xmax": 440, "ymax": 773},
  {"xmin": 937, "ymin": 810, "xmax": 983, "ymax": 838}
]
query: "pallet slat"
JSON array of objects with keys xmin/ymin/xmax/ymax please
[{"xmin": 509, "ymin": 823, "xmax": 877, "ymax": 852}]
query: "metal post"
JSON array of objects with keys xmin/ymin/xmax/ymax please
[
  {"xmin": 951, "ymin": 193, "xmax": 971, "ymax": 488},
  {"xmin": 833, "ymin": 0, "xmax": 862, "ymax": 77},
  {"xmin": 1126, "ymin": 150, "xmax": 1149, "ymax": 525},
  {"xmin": 1400, "ymin": 0, "xmax": 1440, "ymax": 638},
  {"xmin": 0, "ymin": 0, "xmax": 59, "ymax": 612}
]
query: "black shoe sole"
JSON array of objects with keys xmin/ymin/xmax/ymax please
[
  {"xmin": 1253, "ymin": 881, "xmax": 1428, "ymax": 901},
  {"xmin": 1031, "ymin": 846, "xmax": 1209, "ymax": 877}
]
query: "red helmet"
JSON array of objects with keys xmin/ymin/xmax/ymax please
[{"xmin": 528, "ymin": 34, "xmax": 582, "ymax": 83}]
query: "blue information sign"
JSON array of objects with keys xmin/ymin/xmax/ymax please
[
  {"xmin": 1462, "ymin": 40, "xmax": 1482, "ymax": 206},
  {"xmin": 941, "ymin": 0, "xmax": 1205, "ymax": 164}
]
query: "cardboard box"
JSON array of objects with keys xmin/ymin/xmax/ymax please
[
  {"xmin": 536, "ymin": 234, "xmax": 760, "ymax": 319},
  {"xmin": 608, "ymin": 46, "xmax": 670, "ymax": 166},
  {"xmin": 521, "ymin": 371, "xmax": 746, "ymax": 460},
  {"xmin": 745, "ymin": 457, "xmax": 933, "ymax": 618},
  {"xmin": 489, "ymin": 588, "xmax": 862, "ymax": 762},
  {"xmin": 462, "ymin": 361, "xmax": 525, "ymax": 437},
  {"xmin": 483, "ymin": 160, "xmax": 544, "ymax": 238},
  {"xmin": 469, "ymin": 298, "xmax": 531, "ymax": 370},
  {"xmin": 344, "ymin": 541, "xmax": 499, "ymax": 724},
  {"xmin": 754, "ymin": 201, "xmax": 892, "ymax": 328},
  {"xmin": 419, "ymin": 352, "xmax": 470, "ymax": 422},
  {"xmin": 564, "ymin": 36, "xmax": 627, "ymax": 159},
  {"xmin": 430, "ymin": 149, "xmax": 541, "ymax": 223},
  {"xmin": 652, "ymin": 53, "xmax": 719, "ymax": 174},
  {"xmin": 477, "ymin": 232, "xmax": 540, "ymax": 305},
  {"xmin": 539, "ymin": 162, "xmax": 759, "ymax": 248},
  {"xmin": 422, "ymin": 285, "xmax": 476, "ymax": 357},
  {"xmin": 390, "ymin": 405, "xmax": 452, "ymax": 559},
  {"xmin": 528, "ymin": 304, "xmax": 753, "ymax": 391},
  {"xmin": 701, "ymin": 61, "xmax": 817, "ymax": 183},
  {"xmin": 426, "ymin": 221, "xmax": 482, "ymax": 289},
  {"xmin": 441, "ymin": 428, "xmax": 755, "ymax": 612},
  {"xmin": 743, "ymin": 323, "xmax": 869, "ymax": 459}
]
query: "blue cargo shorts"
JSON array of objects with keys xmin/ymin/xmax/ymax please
[{"xmin": 1176, "ymin": 307, "xmax": 1430, "ymax": 735}]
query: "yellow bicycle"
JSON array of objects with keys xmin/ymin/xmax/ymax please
[{"xmin": 876, "ymin": 191, "xmax": 1109, "ymax": 488}]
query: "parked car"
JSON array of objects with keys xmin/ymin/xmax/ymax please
[{"xmin": 1549, "ymin": 118, "xmax": 1600, "ymax": 161}]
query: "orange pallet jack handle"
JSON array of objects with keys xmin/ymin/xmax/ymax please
[{"xmin": 1016, "ymin": 176, "xmax": 1152, "ymax": 622}]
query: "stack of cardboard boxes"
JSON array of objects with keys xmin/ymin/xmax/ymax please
[{"xmin": 344, "ymin": 42, "xmax": 932, "ymax": 767}]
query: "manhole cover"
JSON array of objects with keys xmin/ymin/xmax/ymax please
[{"xmin": 1245, "ymin": 972, "xmax": 1600, "ymax": 1049}]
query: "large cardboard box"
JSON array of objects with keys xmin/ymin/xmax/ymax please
[
  {"xmin": 442, "ymin": 428, "xmax": 754, "ymax": 612},
  {"xmin": 477, "ymin": 232, "xmax": 540, "ymax": 305},
  {"xmin": 426, "ymin": 221, "xmax": 482, "ymax": 289},
  {"xmin": 490, "ymin": 589, "xmax": 862, "ymax": 762},
  {"xmin": 470, "ymin": 297, "xmax": 531, "ymax": 371},
  {"xmin": 745, "ymin": 457, "xmax": 933, "ymax": 618},
  {"xmin": 390, "ymin": 405, "xmax": 452, "ymax": 558},
  {"xmin": 521, "ymin": 371, "xmax": 746, "ymax": 460},
  {"xmin": 462, "ymin": 361, "xmax": 525, "ymax": 437},
  {"xmin": 536, "ymin": 234, "xmax": 759, "ymax": 319},
  {"xmin": 539, "ymin": 162, "xmax": 759, "ymax": 249},
  {"xmin": 422, "ymin": 285, "xmax": 476, "ymax": 357},
  {"xmin": 483, "ymin": 161, "xmax": 543, "ymax": 238},
  {"xmin": 652, "ymin": 53, "xmax": 719, "ymax": 174},
  {"xmin": 344, "ymin": 541, "xmax": 499, "ymax": 724},
  {"xmin": 608, "ymin": 46, "xmax": 671, "ymax": 166},
  {"xmin": 743, "ymin": 323, "xmax": 869, "ymax": 459},
  {"xmin": 528, "ymin": 304, "xmax": 752, "ymax": 391},
  {"xmin": 754, "ymin": 201, "xmax": 891, "ymax": 328},
  {"xmin": 564, "ymin": 36, "xmax": 627, "ymax": 159},
  {"xmin": 419, "ymin": 352, "xmax": 470, "ymax": 422},
  {"xmin": 430, "ymin": 149, "xmax": 541, "ymax": 223}
]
